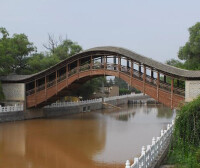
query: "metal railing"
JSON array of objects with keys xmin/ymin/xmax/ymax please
[
  {"xmin": 125, "ymin": 120, "xmax": 174, "ymax": 168},
  {"xmin": 0, "ymin": 105, "xmax": 24, "ymax": 113}
]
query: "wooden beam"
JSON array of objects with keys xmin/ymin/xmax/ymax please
[
  {"xmin": 90, "ymin": 56, "xmax": 93, "ymax": 70},
  {"xmin": 56, "ymin": 70, "xmax": 58, "ymax": 95},
  {"xmin": 143, "ymin": 65, "xmax": 146, "ymax": 94},
  {"xmin": 45, "ymin": 76, "xmax": 47, "ymax": 102},
  {"xmin": 151, "ymin": 68, "xmax": 154, "ymax": 83},
  {"xmin": 157, "ymin": 71, "xmax": 160, "ymax": 101},
  {"xmin": 34, "ymin": 79, "xmax": 37, "ymax": 107},
  {"xmin": 139, "ymin": 63, "xmax": 141, "ymax": 78},
  {"xmin": 131, "ymin": 60, "xmax": 133, "ymax": 86},
  {"xmin": 113, "ymin": 56, "xmax": 116, "ymax": 70},
  {"xmin": 77, "ymin": 59, "xmax": 80, "ymax": 79},
  {"xmin": 66, "ymin": 64, "xmax": 68, "ymax": 86},
  {"xmin": 164, "ymin": 75, "xmax": 166, "ymax": 83},
  {"xmin": 118, "ymin": 56, "xmax": 121, "ymax": 77},
  {"xmin": 171, "ymin": 78, "xmax": 174, "ymax": 109},
  {"xmin": 104, "ymin": 55, "xmax": 106, "ymax": 70}
]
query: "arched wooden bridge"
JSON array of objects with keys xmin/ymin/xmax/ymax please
[{"xmin": 1, "ymin": 46, "xmax": 200, "ymax": 109}]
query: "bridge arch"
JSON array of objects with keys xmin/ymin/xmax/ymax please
[{"xmin": 1, "ymin": 46, "xmax": 200, "ymax": 108}]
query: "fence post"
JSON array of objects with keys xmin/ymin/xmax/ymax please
[
  {"xmin": 134, "ymin": 157, "xmax": 139, "ymax": 168},
  {"xmin": 125, "ymin": 160, "xmax": 131, "ymax": 168},
  {"xmin": 141, "ymin": 146, "xmax": 146, "ymax": 167}
]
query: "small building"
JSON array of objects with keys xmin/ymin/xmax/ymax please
[{"xmin": 95, "ymin": 86, "xmax": 119, "ymax": 98}]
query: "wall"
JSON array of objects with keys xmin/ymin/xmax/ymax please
[
  {"xmin": 43, "ymin": 102, "xmax": 103, "ymax": 117},
  {"xmin": 185, "ymin": 80, "xmax": 200, "ymax": 102},
  {"xmin": 1, "ymin": 83, "xmax": 25, "ymax": 106},
  {"xmin": 44, "ymin": 94, "xmax": 150, "ymax": 118},
  {"xmin": 0, "ymin": 94, "xmax": 150, "ymax": 122}
]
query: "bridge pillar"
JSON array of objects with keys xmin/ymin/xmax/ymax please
[
  {"xmin": 143, "ymin": 65, "xmax": 146, "ymax": 94},
  {"xmin": 118, "ymin": 56, "xmax": 121, "ymax": 75},
  {"xmin": 185, "ymin": 80, "xmax": 200, "ymax": 102},
  {"xmin": 34, "ymin": 79, "xmax": 37, "ymax": 107},
  {"xmin": 1, "ymin": 83, "xmax": 26, "ymax": 108},
  {"xmin": 157, "ymin": 72, "xmax": 160, "ymax": 101},
  {"xmin": 171, "ymin": 78, "xmax": 174, "ymax": 108}
]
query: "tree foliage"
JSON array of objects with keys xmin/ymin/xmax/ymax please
[
  {"xmin": 73, "ymin": 77, "xmax": 106, "ymax": 99},
  {"xmin": 43, "ymin": 34, "xmax": 82, "ymax": 60},
  {"xmin": 0, "ymin": 27, "xmax": 35, "ymax": 75},
  {"xmin": 167, "ymin": 22, "xmax": 200, "ymax": 70},
  {"xmin": 166, "ymin": 96, "xmax": 200, "ymax": 167}
]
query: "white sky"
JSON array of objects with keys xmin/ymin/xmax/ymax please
[{"xmin": 1, "ymin": 0, "xmax": 200, "ymax": 63}]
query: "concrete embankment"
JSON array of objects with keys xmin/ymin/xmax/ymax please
[{"xmin": 0, "ymin": 94, "xmax": 154, "ymax": 122}]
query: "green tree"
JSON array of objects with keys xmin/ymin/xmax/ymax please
[
  {"xmin": 44, "ymin": 34, "xmax": 82, "ymax": 60},
  {"xmin": 73, "ymin": 77, "xmax": 106, "ymax": 99},
  {"xmin": 167, "ymin": 22, "xmax": 200, "ymax": 70},
  {"xmin": 166, "ymin": 59, "xmax": 184, "ymax": 69},
  {"xmin": 54, "ymin": 39, "xmax": 82, "ymax": 60},
  {"xmin": 0, "ymin": 27, "xmax": 35, "ymax": 75},
  {"xmin": 23, "ymin": 53, "xmax": 60, "ymax": 74},
  {"xmin": 166, "ymin": 96, "xmax": 200, "ymax": 167}
]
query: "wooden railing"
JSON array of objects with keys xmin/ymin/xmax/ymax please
[{"xmin": 26, "ymin": 63, "xmax": 185, "ymax": 98}]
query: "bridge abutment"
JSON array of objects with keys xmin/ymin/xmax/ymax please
[
  {"xmin": 185, "ymin": 80, "xmax": 200, "ymax": 102},
  {"xmin": 1, "ymin": 83, "xmax": 26, "ymax": 107}
]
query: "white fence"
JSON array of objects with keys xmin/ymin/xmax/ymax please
[
  {"xmin": 0, "ymin": 105, "xmax": 23, "ymax": 113},
  {"xmin": 125, "ymin": 120, "xmax": 174, "ymax": 168},
  {"xmin": 104, "ymin": 93, "xmax": 143, "ymax": 101},
  {"xmin": 45, "ymin": 98, "xmax": 102, "ymax": 108},
  {"xmin": 45, "ymin": 93, "xmax": 143, "ymax": 108}
]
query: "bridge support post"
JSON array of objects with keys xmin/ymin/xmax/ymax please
[
  {"xmin": 45, "ymin": 76, "xmax": 47, "ymax": 102},
  {"xmin": 130, "ymin": 61, "xmax": 133, "ymax": 86},
  {"xmin": 77, "ymin": 59, "xmax": 80, "ymax": 79},
  {"xmin": 66, "ymin": 64, "xmax": 68, "ymax": 86},
  {"xmin": 103, "ymin": 55, "xmax": 106, "ymax": 76},
  {"xmin": 118, "ymin": 56, "xmax": 121, "ymax": 77},
  {"xmin": 139, "ymin": 63, "xmax": 141, "ymax": 78},
  {"xmin": 151, "ymin": 68, "xmax": 154, "ymax": 83},
  {"xmin": 164, "ymin": 75, "xmax": 167, "ymax": 83},
  {"xmin": 56, "ymin": 70, "xmax": 58, "ymax": 95},
  {"xmin": 34, "ymin": 79, "xmax": 37, "ymax": 107},
  {"xmin": 171, "ymin": 78, "xmax": 174, "ymax": 108},
  {"xmin": 157, "ymin": 72, "xmax": 160, "ymax": 101},
  {"xmin": 90, "ymin": 56, "xmax": 93, "ymax": 75},
  {"xmin": 113, "ymin": 56, "xmax": 116, "ymax": 70},
  {"xmin": 143, "ymin": 65, "xmax": 146, "ymax": 94}
]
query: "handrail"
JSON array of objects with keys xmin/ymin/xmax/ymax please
[
  {"xmin": 0, "ymin": 105, "xmax": 23, "ymax": 113},
  {"xmin": 125, "ymin": 120, "xmax": 174, "ymax": 168},
  {"xmin": 25, "ymin": 64, "xmax": 185, "ymax": 98},
  {"xmin": 44, "ymin": 93, "xmax": 143, "ymax": 108}
]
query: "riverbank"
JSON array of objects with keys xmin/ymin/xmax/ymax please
[
  {"xmin": 0, "ymin": 94, "xmax": 156, "ymax": 123},
  {"xmin": 161, "ymin": 96, "xmax": 200, "ymax": 168}
]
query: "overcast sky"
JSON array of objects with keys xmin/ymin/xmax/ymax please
[{"xmin": 1, "ymin": 0, "xmax": 200, "ymax": 62}]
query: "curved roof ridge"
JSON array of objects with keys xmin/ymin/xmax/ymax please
[{"xmin": 0, "ymin": 46, "xmax": 200, "ymax": 82}]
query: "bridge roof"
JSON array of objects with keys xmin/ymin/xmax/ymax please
[{"xmin": 1, "ymin": 46, "xmax": 200, "ymax": 83}]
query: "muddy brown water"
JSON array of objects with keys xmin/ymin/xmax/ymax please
[{"xmin": 0, "ymin": 104, "xmax": 175, "ymax": 168}]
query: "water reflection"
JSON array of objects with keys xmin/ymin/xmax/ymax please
[{"xmin": 0, "ymin": 104, "xmax": 175, "ymax": 168}]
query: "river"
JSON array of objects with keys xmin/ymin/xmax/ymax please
[{"xmin": 0, "ymin": 104, "xmax": 175, "ymax": 168}]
